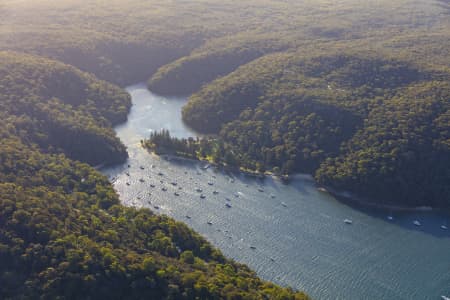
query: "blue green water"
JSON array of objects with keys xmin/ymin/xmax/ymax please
[{"xmin": 102, "ymin": 84, "xmax": 450, "ymax": 300}]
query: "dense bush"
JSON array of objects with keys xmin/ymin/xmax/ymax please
[
  {"xmin": 182, "ymin": 52, "xmax": 450, "ymax": 207},
  {"xmin": 0, "ymin": 51, "xmax": 308, "ymax": 299}
]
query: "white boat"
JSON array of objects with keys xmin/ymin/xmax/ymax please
[
  {"xmin": 441, "ymin": 296, "xmax": 450, "ymax": 300},
  {"xmin": 207, "ymin": 221, "xmax": 212, "ymax": 225},
  {"xmin": 387, "ymin": 216, "xmax": 394, "ymax": 221},
  {"xmin": 213, "ymin": 190, "xmax": 219, "ymax": 194},
  {"xmin": 258, "ymin": 188, "xmax": 264, "ymax": 192},
  {"xmin": 281, "ymin": 202, "xmax": 287, "ymax": 207},
  {"xmin": 344, "ymin": 219, "xmax": 353, "ymax": 224},
  {"xmin": 200, "ymin": 194, "xmax": 206, "ymax": 199},
  {"xmin": 441, "ymin": 225, "xmax": 448, "ymax": 230},
  {"xmin": 195, "ymin": 188, "xmax": 203, "ymax": 192},
  {"xmin": 413, "ymin": 220, "xmax": 421, "ymax": 226}
]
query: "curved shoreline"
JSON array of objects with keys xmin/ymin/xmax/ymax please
[
  {"xmin": 316, "ymin": 185, "xmax": 443, "ymax": 213},
  {"xmin": 144, "ymin": 147, "xmax": 448, "ymax": 213}
]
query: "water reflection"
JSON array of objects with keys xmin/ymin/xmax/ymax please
[{"xmin": 102, "ymin": 84, "xmax": 450, "ymax": 300}]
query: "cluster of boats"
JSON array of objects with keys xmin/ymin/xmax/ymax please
[
  {"xmin": 123, "ymin": 164, "xmax": 285, "ymax": 211},
  {"xmin": 122, "ymin": 164, "xmax": 449, "ymax": 234}
]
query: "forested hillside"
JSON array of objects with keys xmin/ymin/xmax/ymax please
[
  {"xmin": 0, "ymin": 51, "xmax": 131, "ymax": 165},
  {"xmin": 182, "ymin": 50, "xmax": 450, "ymax": 207},
  {"xmin": 0, "ymin": 51, "xmax": 308, "ymax": 299},
  {"xmin": 316, "ymin": 81, "xmax": 450, "ymax": 207},
  {"xmin": 1, "ymin": 0, "xmax": 449, "ymax": 297}
]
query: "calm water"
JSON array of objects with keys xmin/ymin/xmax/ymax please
[{"xmin": 102, "ymin": 84, "xmax": 450, "ymax": 300}]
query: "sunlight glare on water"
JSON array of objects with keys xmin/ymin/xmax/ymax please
[{"xmin": 102, "ymin": 84, "xmax": 450, "ymax": 300}]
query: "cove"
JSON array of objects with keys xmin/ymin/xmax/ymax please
[{"xmin": 102, "ymin": 83, "xmax": 450, "ymax": 300}]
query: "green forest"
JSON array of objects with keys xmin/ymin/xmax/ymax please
[
  {"xmin": 182, "ymin": 53, "xmax": 450, "ymax": 207},
  {"xmin": 1, "ymin": 0, "xmax": 449, "ymax": 298},
  {"xmin": 0, "ymin": 52, "xmax": 308, "ymax": 299}
]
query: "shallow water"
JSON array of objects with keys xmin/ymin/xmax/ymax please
[{"xmin": 102, "ymin": 84, "xmax": 450, "ymax": 300}]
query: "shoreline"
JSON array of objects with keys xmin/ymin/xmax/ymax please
[
  {"xmin": 143, "ymin": 145, "xmax": 448, "ymax": 214},
  {"xmin": 316, "ymin": 185, "xmax": 442, "ymax": 213},
  {"xmin": 143, "ymin": 146, "xmax": 279, "ymax": 180}
]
